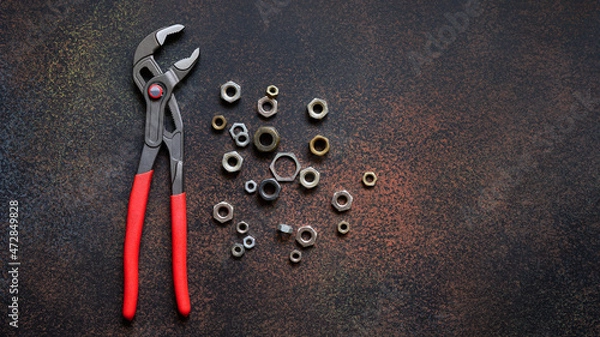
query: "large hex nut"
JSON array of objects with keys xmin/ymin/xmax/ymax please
[
  {"xmin": 299, "ymin": 167, "xmax": 320, "ymax": 189},
  {"xmin": 309, "ymin": 135, "xmax": 330, "ymax": 156},
  {"xmin": 307, "ymin": 98, "xmax": 328, "ymax": 120},
  {"xmin": 270, "ymin": 152, "xmax": 301, "ymax": 182},
  {"xmin": 331, "ymin": 190, "xmax": 353, "ymax": 212},
  {"xmin": 296, "ymin": 226, "xmax": 317, "ymax": 247},
  {"xmin": 257, "ymin": 96, "xmax": 278, "ymax": 118},
  {"xmin": 222, "ymin": 151, "xmax": 243, "ymax": 173},
  {"xmin": 258, "ymin": 178, "xmax": 281, "ymax": 201},
  {"xmin": 213, "ymin": 201, "xmax": 234, "ymax": 223},
  {"xmin": 221, "ymin": 81, "xmax": 241, "ymax": 103},
  {"xmin": 253, "ymin": 126, "xmax": 280, "ymax": 152}
]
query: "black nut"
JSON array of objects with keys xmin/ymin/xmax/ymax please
[{"xmin": 258, "ymin": 178, "xmax": 281, "ymax": 201}]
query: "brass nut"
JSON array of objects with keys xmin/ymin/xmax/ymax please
[
  {"xmin": 331, "ymin": 190, "xmax": 353, "ymax": 212},
  {"xmin": 211, "ymin": 115, "xmax": 227, "ymax": 131},
  {"xmin": 257, "ymin": 96, "xmax": 278, "ymax": 118},
  {"xmin": 307, "ymin": 98, "xmax": 328, "ymax": 120},
  {"xmin": 296, "ymin": 226, "xmax": 317, "ymax": 247},
  {"xmin": 309, "ymin": 135, "xmax": 330, "ymax": 156},
  {"xmin": 337, "ymin": 221, "xmax": 350, "ymax": 234},
  {"xmin": 221, "ymin": 81, "xmax": 241, "ymax": 103},
  {"xmin": 213, "ymin": 201, "xmax": 234, "ymax": 223},
  {"xmin": 299, "ymin": 167, "xmax": 320, "ymax": 189},
  {"xmin": 362, "ymin": 171, "xmax": 377, "ymax": 187},
  {"xmin": 253, "ymin": 126, "xmax": 280, "ymax": 152},
  {"xmin": 266, "ymin": 85, "xmax": 279, "ymax": 98}
]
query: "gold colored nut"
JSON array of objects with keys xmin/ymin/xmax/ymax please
[
  {"xmin": 253, "ymin": 126, "xmax": 280, "ymax": 152},
  {"xmin": 266, "ymin": 85, "xmax": 279, "ymax": 98},
  {"xmin": 309, "ymin": 135, "xmax": 330, "ymax": 156},
  {"xmin": 257, "ymin": 96, "xmax": 278, "ymax": 118},
  {"xmin": 211, "ymin": 115, "xmax": 227, "ymax": 131},
  {"xmin": 307, "ymin": 98, "xmax": 328, "ymax": 120},
  {"xmin": 337, "ymin": 221, "xmax": 350, "ymax": 234},
  {"xmin": 362, "ymin": 171, "xmax": 377, "ymax": 187}
]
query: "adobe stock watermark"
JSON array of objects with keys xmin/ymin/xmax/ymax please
[
  {"xmin": 255, "ymin": 0, "xmax": 291, "ymax": 28},
  {"xmin": 407, "ymin": 0, "xmax": 484, "ymax": 76},
  {"xmin": 463, "ymin": 90, "xmax": 600, "ymax": 227}
]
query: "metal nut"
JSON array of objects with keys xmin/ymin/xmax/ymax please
[
  {"xmin": 277, "ymin": 224, "xmax": 294, "ymax": 235},
  {"xmin": 266, "ymin": 85, "xmax": 279, "ymax": 98},
  {"xmin": 296, "ymin": 226, "xmax": 317, "ymax": 247},
  {"xmin": 243, "ymin": 235, "xmax": 256, "ymax": 249},
  {"xmin": 309, "ymin": 135, "xmax": 330, "ymax": 156},
  {"xmin": 337, "ymin": 221, "xmax": 350, "ymax": 234},
  {"xmin": 213, "ymin": 201, "xmax": 234, "ymax": 223},
  {"xmin": 231, "ymin": 243, "xmax": 245, "ymax": 257},
  {"xmin": 257, "ymin": 96, "xmax": 278, "ymax": 118},
  {"xmin": 258, "ymin": 178, "xmax": 281, "ymax": 201},
  {"xmin": 221, "ymin": 81, "xmax": 241, "ymax": 103},
  {"xmin": 299, "ymin": 167, "xmax": 320, "ymax": 189},
  {"xmin": 307, "ymin": 98, "xmax": 328, "ymax": 120},
  {"xmin": 331, "ymin": 190, "xmax": 353, "ymax": 212},
  {"xmin": 228, "ymin": 122, "xmax": 248, "ymax": 138},
  {"xmin": 270, "ymin": 152, "xmax": 301, "ymax": 182},
  {"xmin": 289, "ymin": 250, "xmax": 302, "ymax": 263},
  {"xmin": 236, "ymin": 221, "xmax": 249, "ymax": 234},
  {"xmin": 222, "ymin": 151, "xmax": 243, "ymax": 172},
  {"xmin": 244, "ymin": 180, "xmax": 257, "ymax": 194},
  {"xmin": 211, "ymin": 115, "xmax": 227, "ymax": 131},
  {"xmin": 362, "ymin": 171, "xmax": 377, "ymax": 187},
  {"xmin": 233, "ymin": 132, "xmax": 250, "ymax": 147},
  {"xmin": 253, "ymin": 126, "xmax": 280, "ymax": 152}
]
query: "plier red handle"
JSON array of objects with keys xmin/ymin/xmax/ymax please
[{"xmin": 123, "ymin": 24, "xmax": 199, "ymax": 320}]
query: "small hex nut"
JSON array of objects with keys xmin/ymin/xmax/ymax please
[
  {"xmin": 277, "ymin": 224, "xmax": 294, "ymax": 235},
  {"xmin": 299, "ymin": 167, "xmax": 320, "ymax": 189},
  {"xmin": 221, "ymin": 81, "xmax": 241, "ymax": 103},
  {"xmin": 362, "ymin": 171, "xmax": 377, "ymax": 187},
  {"xmin": 211, "ymin": 115, "xmax": 227, "ymax": 131},
  {"xmin": 296, "ymin": 226, "xmax": 317, "ymax": 247},
  {"xmin": 266, "ymin": 85, "xmax": 279, "ymax": 98},
  {"xmin": 236, "ymin": 221, "xmax": 249, "ymax": 234},
  {"xmin": 309, "ymin": 135, "xmax": 330, "ymax": 156},
  {"xmin": 289, "ymin": 250, "xmax": 302, "ymax": 263},
  {"xmin": 222, "ymin": 151, "xmax": 243, "ymax": 173},
  {"xmin": 213, "ymin": 201, "xmax": 234, "ymax": 223},
  {"xmin": 307, "ymin": 98, "xmax": 328, "ymax": 120},
  {"xmin": 257, "ymin": 96, "xmax": 278, "ymax": 118},
  {"xmin": 233, "ymin": 132, "xmax": 251, "ymax": 147},
  {"xmin": 229, "ymin": 123, "xmax": 248, "ymax": 139},
  {"xmin": 243, "ymin": 236, "xmax": 256, "ymax": 249},
  {"xmin": 332, "ymin": 190, "xmax": 353, "ymax": 212},
  {"xmin": 337, "ymin": 221, "xmax": 350, "ymax": 234},
  {"xmin": 270, "ymin": 152, "xmax": 301, "ymax": 182},
  {"xmin": 253, "ymin": 126, "xmax": 280, "ymax": 152},
  {"xmin": 231, "ymin": 243, "xmax": 245, "ymax": 257},
  {"xmin": 258, "ymin": 178, "xmax": 282, "ymax": 201},
  {"xmin": 244, "ymin": 180, "xmax": 257, "ymax": 194}
]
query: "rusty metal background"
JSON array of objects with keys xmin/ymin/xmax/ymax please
[{"xmin": 1, "ymin": 0, "xmax": 599, "ymax": 336}]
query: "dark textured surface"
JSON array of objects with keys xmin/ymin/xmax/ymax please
[{"xmin": 1, "ymin": 0, "xmax": 599, "ymax": 336}]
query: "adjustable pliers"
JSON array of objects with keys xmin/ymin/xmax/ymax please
[{"xmin": 123, "ymin": 24, "xmax": 199, "ymax": 320}]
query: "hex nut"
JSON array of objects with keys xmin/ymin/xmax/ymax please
[
  {"xmin": 296, "ymin": 226, "xmax": 317, "ymax": 247},
  {"xmin": 362, "ymin": 171, "xmax": 377, "ymax": 187},
  {"xmin": 270, "ymin": 152, "xmax": 301, "ymax": 182},
  {"xmin": 258, "ymin": 178, "xmax": 281, "ymax": 201},
  {"xmin": 233, "ymin": 132, "xmax": 251, "ymax": 147},
  {"xmin": 236, "ymin": 221, "xmax": 249, "ymax": 234},
  {"xmin": 229, "ymin": 122, "xmax": 248, "ymax": 138},
  {"xmin": 337, "ymin": 221, "xmax": 350, "ymax": 234},
  {"xmin": 222, "ymin": 151, "xmax": 243, "ymax": 173},
  {"xmin": 211, "ymin": 115, "xmax": 227, "ymax": 131},
  {"xmin": 277, "ymin": 224, "xmax": 294, "ymax": 235},
  {"xmin": 243, "ymin": 236, "xmax": 256, "ymax": 249},
  {"xmin": 309, "ymin": 135, "xmax": 330, "ymax": 156},
  {"xmin": 231, "ymin": 243, "xmax": 245, "ymax": 257},
  {"xmin": 289, "ymin": 250, "xmax": 302, "ymax": 263},
  {"xmin": 332, "ymin": 190, "xmax": 353, "ymax": 212},
  {"xmin": 221, "ymin": 81, "xmax": 241, "ymax": 103},
  {"xmin": 299, "ymin": 167, "xmax": 320, "ymax": 189},
  {"xmin": 307, "ymin": 98, "xmax": 329, "ymax": 120},
  {"xmin": 244, "ymin": 180, "xmax": 257, "ymax": 194},
  {"xmin": 213, "ymin": 201, "xmax": 234, "ymax": 223},
  {"xmin": 253, "ymin": 126, "xmax": 280, "ymax": 152},
  {"xmin": 257, "ymin": 96, "xmax": 278, "ymax": 118},
  {"xmin": 266, "ymin": 85, "xmax": 279, "ymax": 98}
]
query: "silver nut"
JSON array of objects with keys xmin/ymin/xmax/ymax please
[
  {"xmin": 236, "ymin": 221, "xmax": 249, "ymax": 234},
  {"xmin": 362, "ymin": 171, "xmax": 377, "ymax": 187},
  {"xmin": 229, "ymin": 122, "xmax": 248, "ymax": 138},
  {"xmin": 244, "ymin": 180, "xmax": 257, "ymax": 194},
  {"xmin": 231, "ymin": 243, "xmax": 245, "ymax": 257},
  {"xmin": 257, "ymin": 96, "xmax": 278, "ymax": 118},
  {"xmin": 221, "ymin": 81, "xmax": 241, "ymax": 103},
  {"xmin": 299, "ymin": 167, "xmax": 320, "ymax": 189},
  {"xmin": 258, "ymin": 178, "xmax": 281, "ymax": 201},
  {"xmin": 266, "ymin": 85, "xmax": 279, "ymax": 98},
  {"xmin": 307, "ymin": 98, "xmax": 328, "ymax": 120},
  {"xmin": 233, "ymin": 132, "xmax": 251, "ymax": 147},
  {"xmin": 337, "ymin": 221, "xmax": 350, "ymax": 234},
  {"xmin": 289, "ymin": 250, "xmax": 302, "ymax": 263},
  {"xmin": 277, "ymin": 224, "xmax": 294, "ymax": 235},
  {"xmin": 213, "ymin": 201, "xmax": 234, "ymax": 223},
  {"xmin": 332, "ymin": 190, "xmax": 353, "ymax": 212},
  {"xmin": 270, "ymin": 152, "xmax": 301, "ymax": 182},
  {"xmin": 243, "ymin": 235, "xmax": 256, "ymax": 249},
  {"xmin": 222, "ymin": 151, "xmax": 243, "ymax": 173},
  {"xmin": 296, "ymin": 226, "xmax": 317, "ymax": 247}
]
